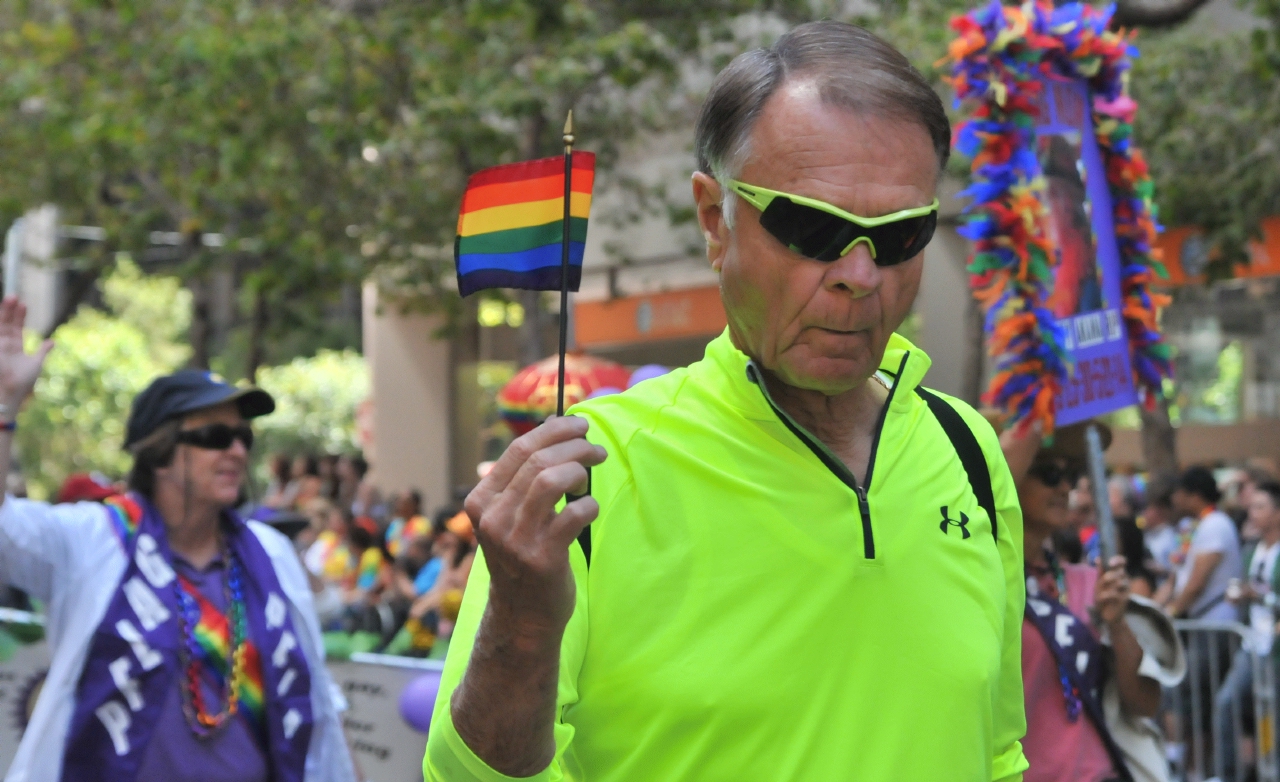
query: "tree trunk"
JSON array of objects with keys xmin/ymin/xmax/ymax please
[
  {"xmin": 245, "ymin": 288, "xmax": 268, "ymax": 381},
  {"xmin": 1139, "ymin": 397, "xmax": 1180, "ymax": 482},
  {"xmin": 518, "ymin": 289, "xmax": 544, "ymax": 367},
  {"xmin": 188, "ymin": 276, "xmax": 213, "ymax": 370},
  {"xmin": 1111, "ymin": 0, "xmax": 1214, "ymax": 28},
  {"xmin": 41, "ymin": 262, "xmax": 106, "ymax": 339}
]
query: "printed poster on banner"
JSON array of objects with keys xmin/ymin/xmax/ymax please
[{"xmin": 1033, "ymin": 76, "xmax": 1139, "ymax": 425}]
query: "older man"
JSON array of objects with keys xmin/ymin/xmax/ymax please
[{"xmin": 426, "ymin": 21, "xmax": 1027, "ymax": 782}]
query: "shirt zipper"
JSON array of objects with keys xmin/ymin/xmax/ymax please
[{"xmin": 746, "ymin": 353, "xmax": 909, "ymax": 560}]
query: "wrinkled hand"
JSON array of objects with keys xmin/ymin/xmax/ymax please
[
  {"xmin": 0, "ymin": 297, "xmax": 52, "ymax": 412},
  {"xmin": 463, "ymin": 416, "xmax": 607, "ymax": 639},
  {"xmin": 1095, "ymin": 555, "xmax": 1131, "ymax": 627}
]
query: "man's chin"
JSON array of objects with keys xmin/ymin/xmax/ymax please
[{"xmin": 778, "ymin": 358, "xmax": 874, "ymax": 396}]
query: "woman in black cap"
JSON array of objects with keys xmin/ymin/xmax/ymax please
[{"xmin": 0, "ymin": 297, "xmax": 355, "ymax": 782}]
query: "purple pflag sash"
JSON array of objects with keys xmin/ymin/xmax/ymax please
[{"xmin": 61, "ymin": 494, "xmax": 313, "ymax": 781}]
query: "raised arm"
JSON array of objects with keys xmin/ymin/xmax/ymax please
[
  {"xmin": 444, "ymin": 416, "xmax": 606, "ymax": 777},
  {"xmin": 0, "ymin": 296, "xmax": 53, "ymax": 505},
  {"xmin": 1095, "ymin": 556, "xmax": 1162, "ymax": 718},
  {"xmin": 0, "ymin": 296, "xmax": 75, "ymax": 600}
]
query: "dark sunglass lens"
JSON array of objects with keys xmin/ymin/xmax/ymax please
[
  {"xmin": 759, "ymin": 198, "xmax": 860, "ymax": 262},
  {"xmin": 181, "ymin": 423, "xmax": 253, "ymax": 450},
  {"xmin": 867, "ymin": 212, "xmax": 937, "ymax": 267},
  {"xmin": 1029, "ymin": 460, "xmax": 1071, "ymax": 487}
]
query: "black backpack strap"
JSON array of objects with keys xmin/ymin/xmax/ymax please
[
  {"xmin": 577, "ymin": 526, "xmax": 592, "ymax": 567},
  {"xmin": 915, "ymin": 388, "xmax": 999, "ymax": 544},
  {"xmin": 569, "ymin": 468, "xmax": 593, "ymax": 567}
]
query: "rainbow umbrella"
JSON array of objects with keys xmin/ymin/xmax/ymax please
[{"xmin": 497, "ymin": 353, "xmax": 631, "ymax": 435}]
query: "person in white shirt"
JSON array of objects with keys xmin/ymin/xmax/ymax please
[
  {"xmin": 1161, "ymin": 466, "xmax": 1242, "ymax": 622},
  {"xmin": 1215, "ymin": 480, "xmax": 1280, "ymax": 779},
  {"xmin": 0, "ymin": 297, "xmax": 355, "ymax": 782}
]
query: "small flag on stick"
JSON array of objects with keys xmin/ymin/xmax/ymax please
[{"xmin": 454, "ymin": 149, "xmax": 595, "ymax": 298}]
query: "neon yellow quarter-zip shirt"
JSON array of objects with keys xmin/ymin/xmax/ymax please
[{"xmin": 426, "ymin": 331, "xmax": 1028, "ymax": 781}]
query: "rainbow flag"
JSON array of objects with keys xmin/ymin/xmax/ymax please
[{"xmin": 454, "ymin": 151, "xmax": 595, "ymax": 296}]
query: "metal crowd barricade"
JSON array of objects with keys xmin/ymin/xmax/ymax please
[{"xmin": 1168, "ymin": 619, "xmax": 1279, "ymax": 782}]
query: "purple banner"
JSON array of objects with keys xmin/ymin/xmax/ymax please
[{"xmin": 1033, "ymin": 77, "xmax": 1139, "ymax": 425}]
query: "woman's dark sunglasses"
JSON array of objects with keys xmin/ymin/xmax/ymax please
[
  {"xmin": 729, "ymin": 180, "xmax": 939, "ymax": 265},
  {"xmin": 176, "ymin": 423, "xmax": 255, "ymax": 451},
  {"xmin": 1028, "ymin": 459, "xmax": 1077, "ymax": 488}
]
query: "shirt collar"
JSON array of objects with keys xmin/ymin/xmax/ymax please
[{"xmin": 700, "ymin": 328, "xmax": 934, "ymax": 422}]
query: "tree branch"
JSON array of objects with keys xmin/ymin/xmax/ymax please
[
  {"xmin": 41, "ymin": 260, "xmax": 108, "ymax": 339},
  {"xmin": 134, "ymin": 170, "xmax": 191, "ymax": 226},
  {"xmin": 1112, "ymin": 0, "xmax": 1214, "ymax": 28}
]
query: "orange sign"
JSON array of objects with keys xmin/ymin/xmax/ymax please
[
  {"xmin": 1153, "ymin": 225, "xmax": 1209, "ymax": 286},
  {"xmin": 1153, "ymin": 217, "xmax": 1280, "ymax": 285},
  {"xmin": 574, "ymin": 286, "xmax": 726, "ymax": 348}
]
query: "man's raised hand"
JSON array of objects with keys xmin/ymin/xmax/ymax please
[
  {"xmin": 0, "ymin": 297, "xmax": 52, "ymax": 412},
  {"xmin": 464, "ymin": 415, "xmax": 607, "ymax": 637}
]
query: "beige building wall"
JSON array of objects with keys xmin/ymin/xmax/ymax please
[
  {"xmin": 915, "ymin": 224, "xmax": 981, "ymax": 401},
  {"xmin": 1108, "ymin": 420, "xmax": 1280, "ymax": 469},
  {"xmin": 361, "ymin": 283, "xmax": 452, "ymax": 509}
]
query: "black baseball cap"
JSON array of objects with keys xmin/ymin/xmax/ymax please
[{"xmin": 124, "ymin": 369, "xmax": 275, "ymax": 450}]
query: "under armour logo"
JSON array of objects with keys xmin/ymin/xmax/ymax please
[{"xmin": 940, "ymin": 506, "xmax": 970, "ymax": 539}]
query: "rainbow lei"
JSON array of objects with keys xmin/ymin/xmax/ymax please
[
  {"xmin": 174, "ymin": 554, "xmax": 265, "ymax": 735},
  {"xmin": 945, "ymin": 0, "xmax": 1172, "ymax": 431}
]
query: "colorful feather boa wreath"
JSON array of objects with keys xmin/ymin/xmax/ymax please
[{"xmin": 945, "ymin": 0, "xmax": 1172, "ymax": 433}]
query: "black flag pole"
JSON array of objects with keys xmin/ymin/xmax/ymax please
[{"xmin": 557, "ymin": 110, "xmax": 575, "ymax": 417}]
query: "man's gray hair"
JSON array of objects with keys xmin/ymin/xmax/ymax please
[{"xmin": 695, "ymin": 21, "xmax": 951, "ymax": 227}]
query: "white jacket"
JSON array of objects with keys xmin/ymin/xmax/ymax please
[{"xmin": 0, "ymin": 496, "xmax": 357, "ymax": 782}]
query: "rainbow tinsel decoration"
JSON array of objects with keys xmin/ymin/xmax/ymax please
[{"xmin": 945, "ymin": 0, "xmax": 1172, "ymax": 432}]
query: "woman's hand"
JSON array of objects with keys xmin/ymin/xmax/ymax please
[
  {"xmin": 0, "ymin": 297, "xmax": 52, "ymax": 413},
  {"xmin": 1098, "ymin": 554, "xmax": 1162, "ymax": 718},
  {"xmin": 1095, "ymin": 555, "xmax": 1131, "ymax": 628}
]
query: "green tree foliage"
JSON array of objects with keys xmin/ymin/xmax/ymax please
[
  {"xmin": 15, "ymin": 259, "xmax": 190, "ymax": 499},
  {"xmin": 1130, "ymin": 24, "xmax": 1280, "ymax": 276},
  {"xmin": 0, "ymin": 0, "xmax": 827, "ymax": 368},
  {"xmin": 253, "ymin": 349, "xmax": 369, "ymax": 460}
]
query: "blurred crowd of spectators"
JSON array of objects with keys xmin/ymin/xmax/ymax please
[
  {"xmin": 1054, "ymin": 461, "xmax": 1280, "ymax": 618},
  {"xmin": 1052, "ymin": 459, "xmax": 1280, "ymax": 775},
  {"xmin": 260, "ymin": 452, "xmax": 475, "ymax": 660}
]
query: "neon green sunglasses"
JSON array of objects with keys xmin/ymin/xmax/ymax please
[{"xmin": 728, "ymin": 180, "xmax": 939, "ymax": 265}]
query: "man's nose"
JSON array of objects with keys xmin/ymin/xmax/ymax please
[
  {"xmin": 226, "ymin": 437, "xmax": 249, "ymax": 459},
  {"xmin": 822, "ymin": 242, "xmax": 881, "ymax": 299}
]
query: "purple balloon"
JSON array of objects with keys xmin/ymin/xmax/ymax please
[
  {"xmin": 399, "ymin": 670, "xmax": 442, "ymax": 734},
  {"xmin": 628, "ymin": 364, "xmax": 669, "ymax": 388},
  {"xmin": 586, "ymin": 386, "xmax": 623, "ymax": 399}
]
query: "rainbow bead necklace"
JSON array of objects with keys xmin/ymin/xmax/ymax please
[{"xmin": 173, "ymin": 541, "xmax": 252, "ymax": 738}]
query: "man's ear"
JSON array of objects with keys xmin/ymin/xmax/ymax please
[{"xmin": 692, "ymin": 172, "xmax": 730, "ymax": 272}]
